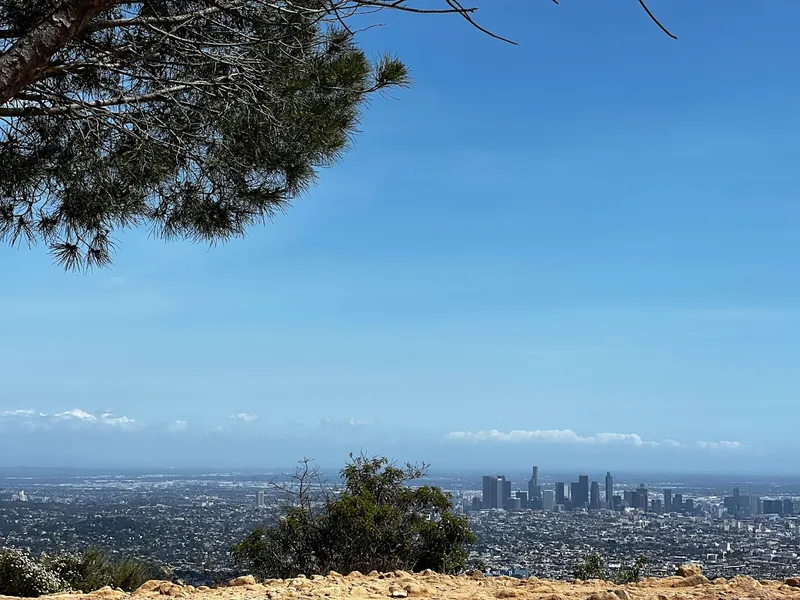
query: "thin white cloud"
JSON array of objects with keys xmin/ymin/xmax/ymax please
[
  {"xmin": 696, "ymin": 440, "xmax": 743, "ymax": 451},
  {"xmin": 168, "ymin": 420, "xmax": 189, "ymax": 432},
  {"xmin": 230, "ymin": 412, "xmax": 259, "ymax": 422},
  {"xmin": 55, "ymin": 409, "xmax": 97, "ymax": 422},
  {"xmin": 0, "ymin": 409, "xmax": 39, "ymax": 417},
  {"xmin": 0, "ymin": 408, "xmax": 135, "ymax": 429},
  {"xmin": 594, "ymin": 432, "xmax": 656, "ymax": 447},
  {"xmin": 347, "ymin": 418, "xmax": 373, "ymax": 427},
  {"xmin": 100, "ymin": 412, "xmax": 136, "ymax": 427},
  {"xmin": 446, "ymin": 429, "xmax": 742, "ymax": 450}
]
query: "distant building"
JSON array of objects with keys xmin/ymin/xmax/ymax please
[
  {"xmin": 482, "ymin": 476, "xmax": 497, "ymax": 509},
  {"xmin": 751, "ymin": 496, "xmax": 761, "ymax": 515},
  {"xmin": 542, "ymin": 489, "xmax": 555, "ymax": 511},
  {"xmin": 482, "ymin": 474, "xmax": 513, "ymax": 509},
  {"xmin": 663, "ymin": 489, "xmax": 672, "ymax": 513},
  {"xmin": 528, "ymin": 466, "xmax": 542, "ymax": 509},
  {"xmin": 256, "ymin": 490, "xmax": 265, "ymax": 509},
  {"xmin": 724, "ymin": 487, "xmax": 753, "ymax": 519},
  {"xmin": 637, "ymin": 484, "xmax": 649, "ymax": 512},
  {"xmin": 604, "ymin": 472, "xmax": 613, "ymax": 507},
  {"xmin": 570, "ymin": 482, "xmax": 581, "ymax": 509},
  {"xmin": 590, "ymin": 481, "xmax": 600, "ymax": 509},
  {"xmin": 673, "ymin": 493, "xmax": 683, "ymax": 512},
  {"xmin": 783, "ymin": 498, "xmax": 794, "ymax": 516},
  {"xmin": 578, "ymin": 475, "xmax": 589, "ymax": 508},
  {"xmin": 555, "ymin": 482, "xmax": 567, "ymax": 506},
  {"xmin": 502, "ymin": 478, "xmax": 512, "ymax": 509}
]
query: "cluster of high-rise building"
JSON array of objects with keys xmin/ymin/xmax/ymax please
[
  {"xmin": 474, "ymin": 467, "xmax": 697, "ymax": 514},
  {"xmin": 722, "ymin": 488, "xmax": 794, "ymax": 519}
]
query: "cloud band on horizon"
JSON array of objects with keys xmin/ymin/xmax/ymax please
[{"xmin": 445, "ymin": 428, "xmax": 743, "ymax": 450}]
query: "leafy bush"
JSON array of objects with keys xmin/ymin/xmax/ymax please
[
  {"xmin": 232, "ymin": 454, "xmax": 476, "ymax": 579},
  {"xmin": 615, "ymin": 555, "xmax": 649, "ymax": 584},
  {"xmin": 1, "ymin": 547, "xmax": 161, "ymax": 597},
  {"xmin": 572, "ymin": 553, "xmax": 649, "ymax": 584},
  {"xmin": 0, "ymin": 548, "xmax": 68, "ymax": 597},
  {"xmin": 572, "ymin": 553, "xmax": 606, "ymax": 581},
  {"xmin": 43, "ymin": 548, "xmax": 161, "ymax": 592}
]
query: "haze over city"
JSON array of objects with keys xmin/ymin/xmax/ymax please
[{"xmin": 3, "ymin": 0, "xmax": 800, "ymax": 473}]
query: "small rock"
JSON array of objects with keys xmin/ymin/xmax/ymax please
[
  {"xmin": 613, "ymin": 589, "xmax": 633, "ymax": 600},
  {"xmin": 135, "ymin": 580, "xmax": 173, "ymax": 594},
  {"xmin": 90, "ymin": 586, "xmax": 126, "ymax": 599},
  {"xmin": 730, "ymin": 576, "xmax": 759, "ymax": 587},
  {"xmin": 586, "ymin": 593, "xmax": 616, "ymax": 600},
  {"xmin": 674, "ymin": 575, "xmax": 709, "ymax": 587},
  {"xmin": 229, "ymin": 575, "xmax": 257, "ymax": 586},
  {"xmin": 404, "ymin": 584, "xmax": 430, "ymax": 596},
  {"xmin": 156, "ymin": 582, "xmax": 173, "ymax": 593},
  {"xmin": 675, "ymin": 565, "xmax": 702, "ymax": 578},
  {"xmin": 389, "ymin": 587, "xmax": 408, "ymax": 598}
]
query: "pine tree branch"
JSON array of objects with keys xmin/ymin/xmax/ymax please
[
  {"xmin": 0, "ymin": 0, "xmax": 119, "ymax": 105},
  {"xmin": 0, "ymin": 75, "xmax": 236, "ymax": 116}
]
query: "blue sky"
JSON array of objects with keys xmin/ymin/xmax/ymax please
[{"xmin": 2, "ymin": 0, "xmax": 800, "ymax": 473}]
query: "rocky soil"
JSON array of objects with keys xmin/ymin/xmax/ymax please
[{"xmin": 4, "ymin": 567, "xmax": 800, "ymax": 600}]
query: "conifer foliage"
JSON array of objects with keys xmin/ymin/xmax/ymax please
[{"xmin": 0, "ymin": 0, "xmax": 443, "ymax": 268}]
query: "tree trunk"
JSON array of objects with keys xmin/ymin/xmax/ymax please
[{"xmin": 0, "ymin": 0, "xmax": 115, "ymax": 106}]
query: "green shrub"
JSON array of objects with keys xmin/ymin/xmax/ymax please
[
  {"xmin": 615, "ymin": 555, "xmax": 649, "ymax": 584},
  {"xmin": 572, "ymin": 553, "xmax": 649, "ymax": 584},
  {"xmin": 572, "ymin": 553, "xmax": 606, "ymax": 581},
  {"xmin": 43, "ymin": 548, "xmax": 161, "ymax": 592},
  {"xmin": 1, "ymin": 547, "xmax": 161, "ymax": 597},
  {"xmin": 0, "ymin": 548, "xmax": 68, "ymax": 597},
  {"xmin": 232, "ymin": 454, "xmax": 476, "ymax": 579}
]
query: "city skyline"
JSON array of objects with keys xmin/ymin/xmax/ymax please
[{"xmin": 474, "ymin": 466, "xmax": 795, "ymax": 518}]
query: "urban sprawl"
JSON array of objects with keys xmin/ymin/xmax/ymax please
[{"xmin": 1, "ymin": 468, "xmax": 800, "ymax": 585}]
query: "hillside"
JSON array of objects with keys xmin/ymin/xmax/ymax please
[{"xmin": 4, "ymin": 569, "xmax": 800, "ymax": 600}]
